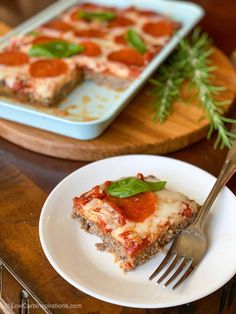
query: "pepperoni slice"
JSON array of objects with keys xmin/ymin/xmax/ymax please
[
  {"xmin": 32, "ymin": 36, "xmax": 66, "ymax": 45},
  {"xmin": 142, "ymin": 20, "xmax": 173, "ymax": 37},
  {"xmin": 43, "ymin": 20, "xmax": 75, "ymax": 32},
  {"xmin": 107, "ymin": 48, "xmax": 144, "ymax": 66},
  {"xmin": 80, "ymin": 41, "xmax": 102, "ymax": 57},
  {"xmin": 74, "ymin": 29, "xmax": 105, "ymax": 38},
  {"xmin": 0, "ymin": 51, "xmax": 29, "ymax": 66},
  {"xmin": 124, "ymin": 6, "xmax": 159, "ymax": 17},
  {"xmin": 108, "ymin": 16, "xmax": 134, "ymax": 28},
  {"xmin": 107, "ymin": 192, "xmax": 157, "ymax": 222},
  {"xmin": 30, "ymin": 59, "xmax": 68, "ymax": 78},
  {"xmin": 114, "ymin": 34, "xmax": 126, "ymax": 45}
]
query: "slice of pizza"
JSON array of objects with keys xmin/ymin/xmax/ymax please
[
  {"xmin": 0, "ymin": 36, "xmax": 82, "ymax": 106},
  {"xmin": 72, "ymin": 173, "xmax": 200, "ymax": 271}
]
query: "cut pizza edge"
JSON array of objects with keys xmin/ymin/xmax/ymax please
[{"xmin": 72, "ymin": 174, "xmax": 200, "ymax": 271}]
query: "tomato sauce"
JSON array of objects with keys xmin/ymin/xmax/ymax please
[
  {"xmin": 182, "ymin": 203, "xmax": 192, "ymax": 218},
  {"xmin": 119, "ymin": 230, "xmax": 150, "ymax": 256},
  {"xmin": 73, "ymin": 184, "xmax": 107, "ymax": 210}
]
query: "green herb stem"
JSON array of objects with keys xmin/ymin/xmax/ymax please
[
  {"xmin": 150, "ymin": 28, "xmax": 236, "ymax": 149},
  {"xmin": 180, "ymin": 31, "xmax": 235, "ymax": 149},
  {"xmin": 150, "ymin": 71, "xmax": 183, "ymax": 122}
]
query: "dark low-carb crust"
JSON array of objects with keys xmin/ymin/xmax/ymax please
[
  {"xmin": 74, "ymin": 212, "xmax": 198, "ymax": 271},
  {"xmin": 0, "ymin": 70, "xmax": 83, "ymax": 107}
]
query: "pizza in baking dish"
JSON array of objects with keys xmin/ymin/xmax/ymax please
[
  {"xmin": 72, "ymin": 173, "xmax": 200, "ymax": 271},
  {"xmin": 0, "ymin": 2, "xmax": 180, "ymax": 106}
]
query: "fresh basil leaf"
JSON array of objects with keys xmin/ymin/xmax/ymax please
[
  {"xmin": 29, "ymin": 45, "xmax": 55, "ymax": 58},
  {"xmin": 29, "ymin": 41, "xmax": 84, "ymax": 58},
  {"xmin": 78, "ymin": 10, "xmax": 116, "ymax": 22},
  {"xmin": 106, "ymin": 177, "xmax": 166, "ymax": 198},
  {"xmin": 126, "ymin": 29, "xmax": 147, "ymax": 54}
]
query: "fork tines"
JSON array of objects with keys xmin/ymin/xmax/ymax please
[{"xmin": 149, "ymin": 252, "xmax": 195, "ymax": 289}]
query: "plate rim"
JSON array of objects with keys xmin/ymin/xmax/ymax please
[{"xmin": 39, "ymin": 154, "xmax": 236, "ymax": 308}]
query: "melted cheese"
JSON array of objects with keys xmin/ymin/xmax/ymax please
[
  {"xmin": 77, "ymin": 176, "xmax": 199, "ymax": 254},
  {"xmin": 0, "ymin": 64, "xmax": 28, "ymax": 81},
  {"xmin": 57, "ymin": 5, "xmax": 175, "ymax": 77},
  {"xmin": 111, "ymin": 188, "xmax": 197, "ymax": 244},
  {"xmin": 0, "ymin": 4, "xmax": 178, "ymax": 100},
  {"xmin": 0, "ymin": 53, "xmax": 78, "ymax": 101},
  {"xmin": 26, "ymin": 59, "xmax": 78, "ymax": 99},
  {"xmin": 82, "ymin": 198, "xmax": 122, "ymax": 231}
]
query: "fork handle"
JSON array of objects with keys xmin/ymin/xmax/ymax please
[{"xmin": 194, "ymin": 153, "xmax": 236, "ymax": 229}]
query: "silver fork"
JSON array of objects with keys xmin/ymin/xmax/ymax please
[{"xmin": 149, "ymin": 133, "xmax": 236, "ymax": 289}]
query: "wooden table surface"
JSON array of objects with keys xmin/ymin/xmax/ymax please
[{"xmin": 0, "ymin": 0, "xmax": 236, "ymax": 313}]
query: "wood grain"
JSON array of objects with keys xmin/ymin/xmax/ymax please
[
  {"xmin": 0, "ymin": 21, "xmax": 10, "ymax": 36},
  {"xmin": 0, "ymin": 25, "xmax": 236, "ymax": 161}
]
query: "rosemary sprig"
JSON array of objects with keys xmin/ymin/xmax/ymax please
[
  {"xmin": 150, "ymin": 64, "xmax": 183, "ymax": 122},
  {"xmin": 150, "ymin": 28, "xmax": 236, "ymax": 149}
]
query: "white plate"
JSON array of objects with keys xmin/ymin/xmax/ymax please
[
  {"xmin": 0, "ymin": 0, "xmax": 204, "ymax": 140},
  {"xmin": 39, "ymin": 155, "xmax": 236, "ymax": 308}
]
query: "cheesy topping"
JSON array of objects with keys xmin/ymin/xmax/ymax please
[
  {"xmin": 74, "ymin": 176, "xmax": 199, "ymax": 256},
  {"xmin": 0, "ymin": 3, "xmax": 179, "ymax": 102},
  {"xmin": 0, "ymin": 53, "xmax": 78, "ymax": 101}
]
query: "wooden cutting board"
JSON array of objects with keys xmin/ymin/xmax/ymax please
[{"xmin": 0, "ymin": 22, "xmax": 236, "ymax": 161}]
